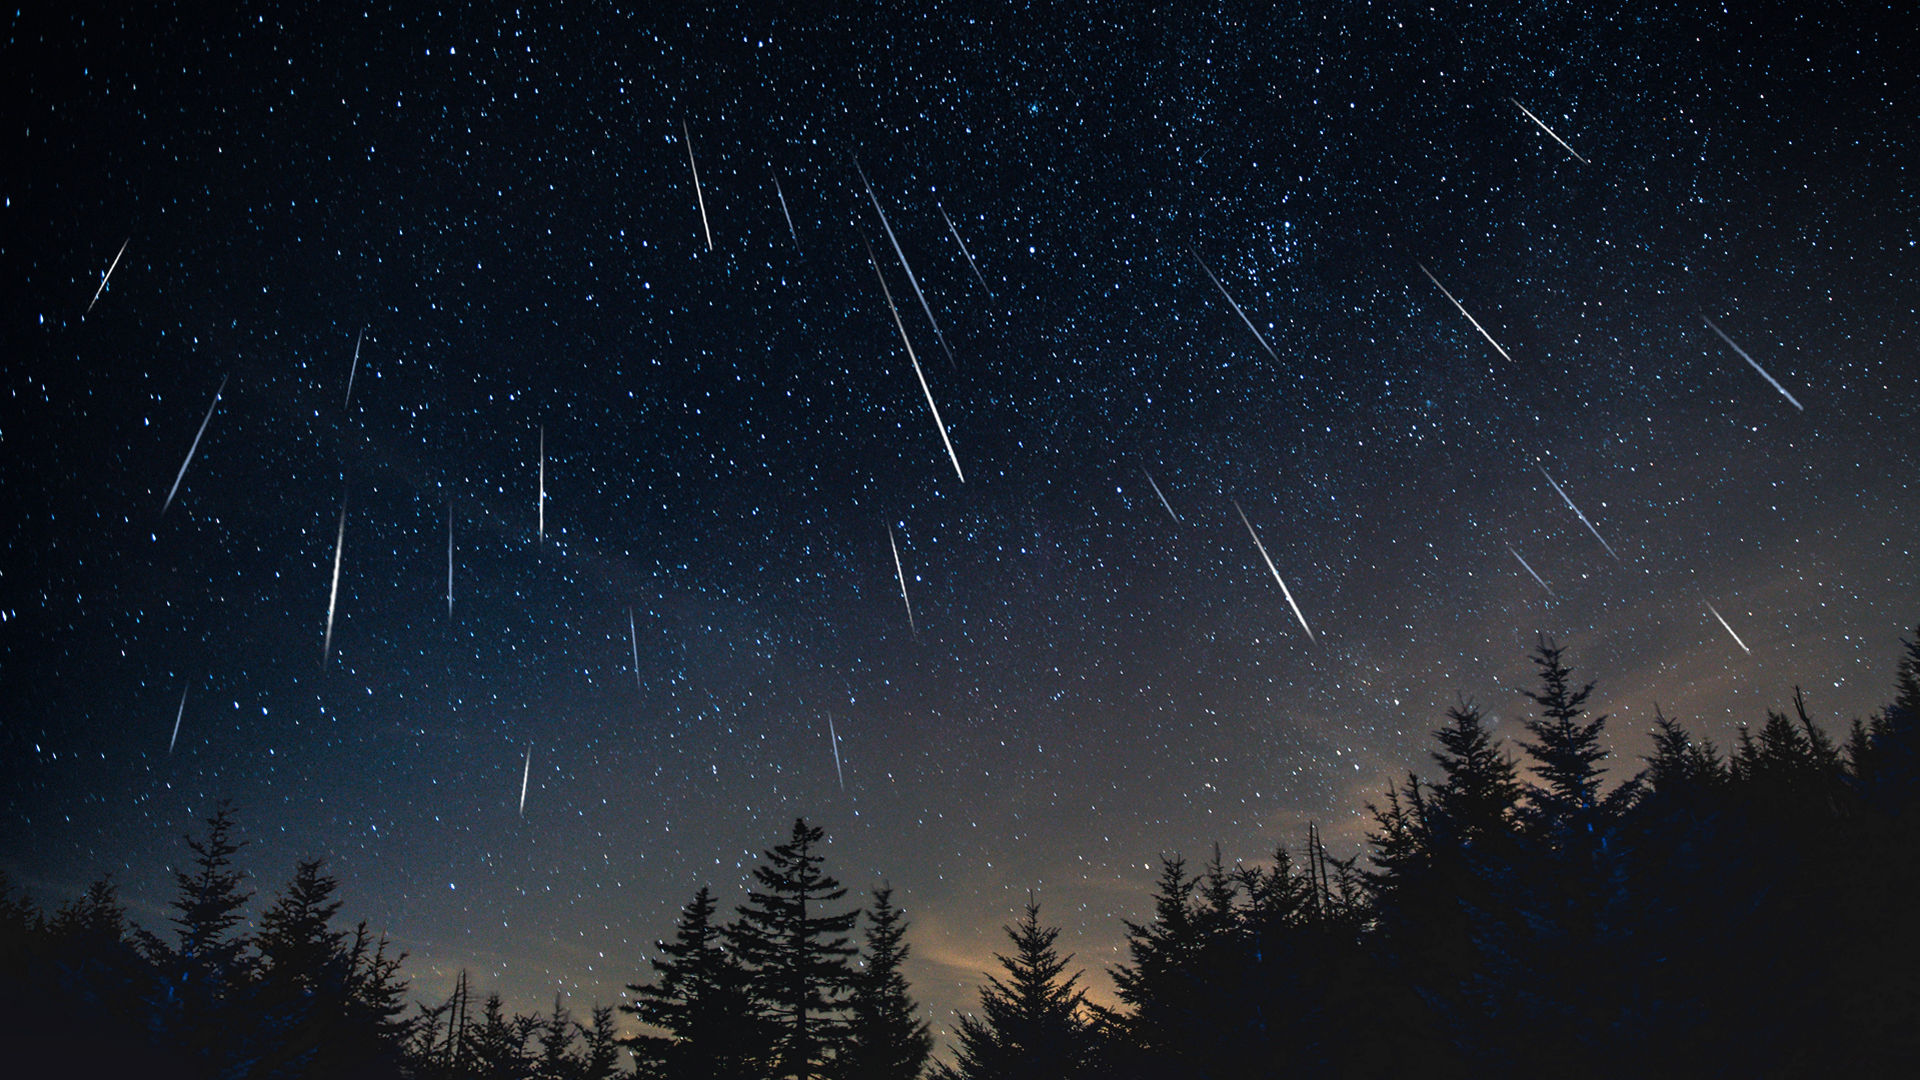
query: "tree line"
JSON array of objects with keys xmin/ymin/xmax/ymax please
[{"xmin": 5, "ymin": 628, "xmax": 1918, "ymax": 1077}]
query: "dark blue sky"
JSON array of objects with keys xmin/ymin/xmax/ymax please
[{"xmin": 4, "ymin": 1, "xmax": 1914, "ymax": 1045}]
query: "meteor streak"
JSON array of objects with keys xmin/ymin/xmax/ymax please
[
  {"xmin": 1507, "ymin": 543, "xmax": 1553, "ymax": 595},
  {"xmin": 856, "ymin": 161, "xmax": 955, "ymax": 367},
  {"xmin": 162, "ymin": 374, "xmax": 229, "ymax": 515},
  {"xmin": 1538, "ymin": 465, "xmax": 1621, "ymax": 561},
  {"xmin": 940, "ymin": 203, "xmax": 991, "ymax": 297},
  {"xmin": 88, "ymin": 237, "xmax": 129, "ymax": 314},
  {"xmin": 1511, "ymin": 98, "xmax": 1589, "ymax": 164},
  {"xmin": 1233, "ymin": 500, "xmax": 1316, "ymax": 643},
  {"xmin": 628, "ymin": 607, "xmax": 642, "ymax": 690},
  {"xmin": 322, "ymin": 494, "xmax": 348, "ymax": 666},
  {"xmin": 1191, "ymin": 248, "xmax": 1279, "ymax": 362},
  {"xmin": 827, "ymin": 712, "xmax": 845, "ymax": 791},
  {"xmin": 888, "ymin": 522, "xmax": 917, "ymax": 635},
  {"xmin": 772, "ymin": 170, "xmax": 800, "ymax": 252},
  {"xmin": 345, "ymin": 328, "xmax": 364, "ymax": 408},
  {"xmin": 684, "ymin": 120, "xmax": 712, "ymax": 251},
  {"xmin": 1143, "ymin": 469, "xmax": 1181, "ymax": 524},
  {"xmin": 866, "ymin": 238, "xmax": 965, "ymax": 483},
  {"xmin": 1707, "ymin": 602, "xmax": 1751, "ymax": 655},
  {"xmin": 519, "ymin": 744, "xmax": 532, "ymax": 816},
  {"xmin": 1702, "ymin": 316, "xmax": 1804, "ymax": 412},
  {"xmin": 170, "ymin": 683, "xmax": 189, "ymax": 754},
  {"xmin": 537, "ymin": 425, "xmax": 546, "ymax": 542},
  {"xmin": 446, "ymin": 504, "xmax": 454, "ymax": 616},
  {"xmin": 1419, "ymin": 264, "xmax": 1515, "ymax": 364}
]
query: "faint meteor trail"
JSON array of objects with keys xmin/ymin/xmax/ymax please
[
  {"xmin": 519, "ymin": 744, "xmax": 532, "ymax": 816},
  {"xmin": 1707, "ymin": 601, "xmax": 1751, "ymax": 654},
  {"xmin": 162, "ymin": 374, "xmax": 230, "ymax": 515},
  {"xmin": 865, "ymin": 238, "xmax": 965, "ymax": 483},
  {"xmin": 322, "ymin": 494, "xmax": 348, "ymax": 666},
  {"xmin": 1702, "ymin": 315, "xmax": 1805, "ymax": 411},
  {"xmin": 1538, "ymin": 465, "xmax": 1621, "ymax": 561},
  {"xmin": 1191, "ymin": 247, "xmax": 1279, "ymax": 362},
  {"xmin": 772, "ymin": 170, "xmax": 800, "ymax": 252},
  {"xmin": 888, "ymin": 522, "xmax": 917, "ymax": 635},
  {"xmin": 344, "ymin": 328, "xmax": 364, "ymax": 408},
  {"xmin": 683, "ymin": 120, "xmax": 713, "ymax": 251},
  {"xmin": 940, "ymin": 203, "xmax": 991, "ymax": 297},
  {"xmin": 1232, "ymin": 500, "xmax": 1316, "ymax": 643},
  {"xmin": 1512, "ymin": 98, "xmax": 1589, "ymax": 164},
  {"xmin": 446, "ymin": 504, "xmax": 454, "ymax": 615},
  {"xmin": 628, "ymin": 607, "xmax": 642, "ymax": 690},
  {"xmin": 88, "ymin": 237, "xmax": 129, "ymax": 314},
  {"xmin": 827, "ymin": 712, "xmax": 845, "ymax": 791},
  {"xmin": 537, "ymin": 425, "xmax": 546, "ymax": 542},
  {"xmin": 856, "ymin": 160, "xmax": 955, "ymax": 367},
  {"xmin": 1419, "ymin": 264, "xmax": 1516, "ymax": 364},
  {"xmin": 1507, "ymin": 543, "xmax": 1553, "ymax": 595},
  {"xmin": 170, "ymin": 683, "xmax": 189, "ymax": 753},
  {"xmin": 1143, "ymin": 469, "xmax": 1181, "ymax": 523}
]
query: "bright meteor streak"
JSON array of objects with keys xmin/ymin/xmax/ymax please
[
  {"xmin": 866, "ymin": 238, "xmax": 965, "ymax": 483},
  {"xmin": 1419, "ymin": 264, "xmax": 1516, "ymax": 365},
  {"xmin": 519, "ymin": 744, "xmax": 532, "ymax": 816},
  {"xmin": 1142, "ymin": 469, "xmax": 1180, "ymax": 524},
  {"xmin": 1507, "ymin": 543, "xmax": 1553, "ymax": 595},
  {"xmin": 888, "ymin": 522, "xmax": 917, "ymax": 636},
  {"xmin": 322, "ymin": 494, "xmax": 348, "ymax": 666},
  {"xmin": 1191, "ymin": 247, "xmax": 1279, "ymax": 362},
  {"xmin": 170, "ymin": 683, "xmax": 189, "ymax": 754},
  {"xmin": 1538, "ymin": 465, "xmax": 1621, "ymax": 562},
  {"xmin": 827, "ymin": 712, "xmax": 845, "ymax": 791},
  {"xmin": 1702, "ymin": 315, "xmax": 1805, "ymax": 412},
  {"xmin": 1233, "ymin": 500, "xmax": 1316, "ymax": 643},
  {"xmin": 1512, "ymin": 98, "xmax": 1589, "ymax": 164},
  {"xmin": 683, "ymin": 120, "xmax": 712, "ymax": 252},
  {"xmin": 88, "ymin": 237, "xmax": 129, "ymax": 314},
  {"xmin": 162, "ymin": 374, "xmax": 229, "ymax": 516},
  {"xmin": 1707, "ymin": 602, "xmax": 1751, "ymax": 655}
]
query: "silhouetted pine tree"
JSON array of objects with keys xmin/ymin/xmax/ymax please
[
  {"xmin": 623, "ymin": 885, "xmax": 768, "ymax": 1080},
  {"xmin": 727, "ymin": 818, "xmax": 859, "ymax": 1079},
  {"xmin": 934, "ymin": 897, "xmax": 1094, "ymax": 1080},
  {"xmin": 837, "ymin": 885, "xmax": 932, "ymax": 1080},
  {"xmin": 143, "ymin": 800, "xmax": 258, "ymax": 1076},
  {"xmin": 252, "ymin": 858, "xmax": 412, "ymax": 1077},
  {"xmin": 469, "ymin": 991, "xmax": 536, "ymax": 1078},
  {"xmin": 574, "ymin": 1004, "xmax": 624, "ymax": 1080}
]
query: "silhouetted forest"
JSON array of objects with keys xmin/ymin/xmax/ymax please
[{"xmin": 6, "ymin": 630, "xmax": 1918, "ymax": 1077}]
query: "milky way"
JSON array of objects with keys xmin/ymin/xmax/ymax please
[{"xmin": 3, "ymin": 4, "xmax": 1914, "ymax": 1045}]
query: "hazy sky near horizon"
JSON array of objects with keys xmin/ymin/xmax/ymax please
[{"xmin": 3, "ymin": 2, "xmax": 1914, "ymax": 1047}]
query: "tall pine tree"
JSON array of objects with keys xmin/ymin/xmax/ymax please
[
  {"xmin": 837, "ymin": 885, "xmax": 932, "ymax": 1080},
  {"xmin": 624, "ymin": 885, "xmax": 768, "ymax": 1080},
  {"xmin": 727, "ymin": 818, "xmax": 859, "ymax": 1080},
  {"xmin": 935, "ymin": 897, "xmax": 1094, "ymax": 1080}
]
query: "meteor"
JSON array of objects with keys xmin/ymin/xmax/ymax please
[
  {"xmin": 865, "ymin": 238, "xmax": 965, "ymax": 483},
  {"xmin": 827, "ymin": 712, "xmax": 845, "ymax": 791},
  {"xmin": 162, "ymin": 374, "xmax": 229, "ymax": 515},
  {"xmin": 1702, "ymin": 315, "xmax": 1804, "ymax": 412},
  {"xmin": 87, "ymin": 237, "xmax": 130, "ymax": 314},
  {"xmin": 1707, "ymin": 601, "xmax": 1751, "ymax": 655},
  {"xmin": 322, "ymin": 494, "xmax": 348, "ymax": 666},
  {"xmin": 446, "ymin": 503, "xmax": 454, "ymax": 616},
  {"xmin": 1538, "ymin": 465, "xmax": 1621, "ymax": 562},
  {"xmin": 1419, "ymin": 264, "xmax": 1515, "ymax": 364},
  {"xmin": 170, "ymin": 683, "xmax": 189, "ymax": 753},
  {"xmin": 772, "ymin": 169, "xmax": 800, "ymax": 252},
  {"xmin": 345, "ymin": 328, "xmax": 364, "ymax": 409},
  {"xmin": 683, "ymin": 120, "xmax": 713, "ymax": 251},
  {"xmin": 1232, "ymin": 500, "xmax": 1316, "ymax": 643},
  {"xmin": 888, "ymin": 522, "xmax": 917, "ymax": 635},
  {"xmin": 537, "ymin": 425, "xmax": 546, "ymax": 542},
  {"xmin": 519, "ymin": 743, "xmax": 532, "ymax": 816},
  {"xmin": 856, "ymin": 161, "xmax": 955, "ymax": 367},
  {"xmin": 1511, "ymin": 98, "xmax": 1589, "ymax": 164},
  {"xmin": 629, "ymin": 607, "xmax": 642, "ymax": 690},
  {"xmin": 1507, "ymin": 543, "xmax": 1553, "ymax": 595},
  {"xmin": 1191, "ymin": 247, "xmax": 1279, "ymax": 362},
  {"xmin": 940, "ymin": 203, "xmax": 992, "ymax": 297},
  {"xmin": 1142, "ymin": 469, "xmax": 1180, "ymax": 524}
]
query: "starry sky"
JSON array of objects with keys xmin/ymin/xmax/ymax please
[{"xmin": 3, "ymin": 1, "xmax": 1915, "ymax": 1047}]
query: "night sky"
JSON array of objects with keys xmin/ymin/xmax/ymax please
[{"xmin": 4, "ymin": 2, "xmax": 1915, "ymax": 1048}]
